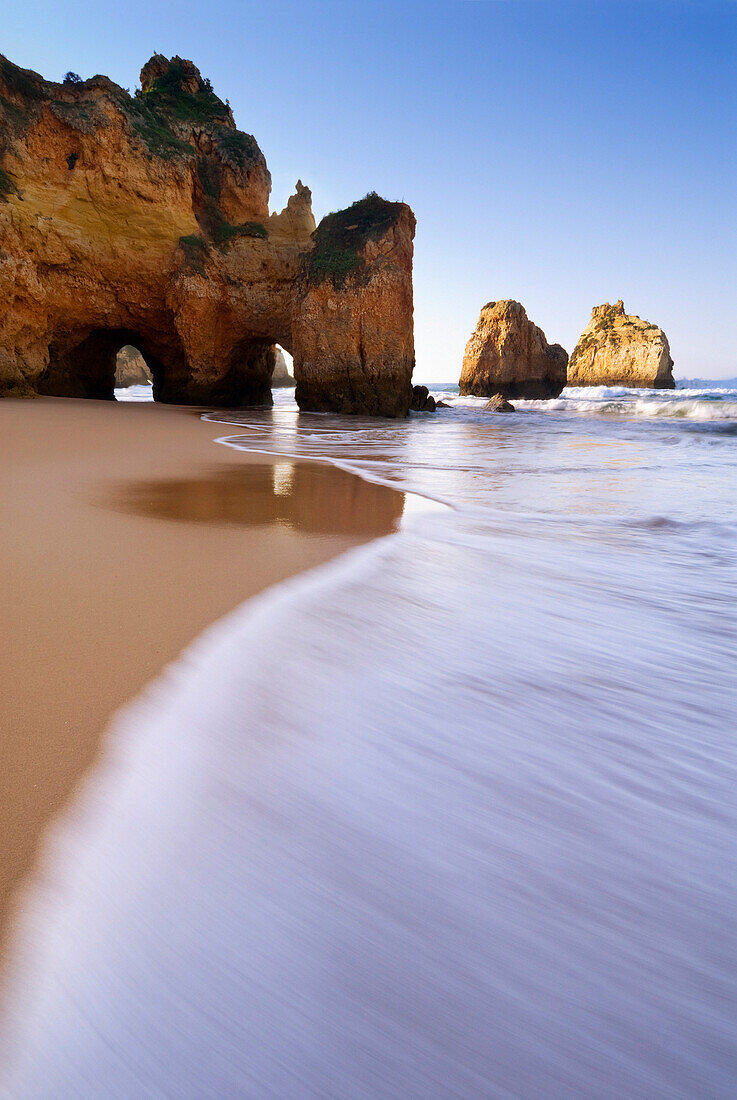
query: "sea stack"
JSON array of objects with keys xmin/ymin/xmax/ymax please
[
  {"xmin": 293, "ymin": 193, "xmax": 416, "ymax": 417},
  {"xmin": 115, "ymin": 346, "xmax": 152, "ymax": 388},
  {"xmin": 568, "ymin": 301, "xmax": 674, "ymax": 389},
  {"xmin": 459, "ymin": 300, "xmax": 568, "ymax": 399},
  {"xmin": 0, "ymin": 54, "xmax": 415, "ymax": 415}
]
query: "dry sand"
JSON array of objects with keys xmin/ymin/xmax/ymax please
[{"xmin": 0, "ymin": 397, "xmax": 404, "ymax": 956}]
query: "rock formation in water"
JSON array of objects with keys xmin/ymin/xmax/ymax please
[
  {"xmin": 293, "ymin": 193, "xmax": 416, "ymax": 416},
  {"xmin": 271, "ymin": 348, "xmax": 294, "ymax": 387},
  {"xmin": 567, "ymin": 301, "xmax": 674, "ymax": 389},
  {"xmin": 115, "ymin": 345, "xmax": 152, "ymax": 387},
  {"xmin": 484, "ymin": 393, "xmax": 515, "ymax": 412},
  {"xmin": 459, "ymin": 300, "xmax": 567, "ymax": 400},
  {"xmin": 0, "ymin": 54, "xmax": 415, "ymax": 415},
  {"xmin": 409, "ymin": 384, "xmax": 436, "ymax": 412}
]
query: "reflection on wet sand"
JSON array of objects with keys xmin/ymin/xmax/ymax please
[
  {"xmin": 103, "ymin": 461, "xmax": 406, "ymax": 536},
  {"xmin": 0, "ymin": 398, "xmax": 408, "ymax": 986}
]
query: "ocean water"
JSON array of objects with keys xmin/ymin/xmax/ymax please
[
  {"xmin": 3, "ymin": 384, "xmax": 737, "ymax": 1098},
  {"xmin": 114, "ymin": 382, "xmax": 154, "ymax": 401}
]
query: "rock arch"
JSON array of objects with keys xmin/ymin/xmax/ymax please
[
  {"xmin": 40, "ymin": 328, "xmax": 185, "ymax": 402},
  {"xmin": 0, "ymin": 54, "xmax": 415, "ymax": 416}
]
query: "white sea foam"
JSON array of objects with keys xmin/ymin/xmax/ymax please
[
  {"xmin": 2, "ymin": 384, "xmax": 736, "ymax": 1098},
  {"xmin": 114, "ymin": 382, "xmax": 154, "ymax": 402},
  {"xmin": 445, "ymin": 384, "xmax": 737, "ymax": 421}
]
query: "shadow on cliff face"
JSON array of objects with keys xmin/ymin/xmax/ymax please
[{"xmin": 100, "ymin": 461, "xmax": 405, "ymax": 537}]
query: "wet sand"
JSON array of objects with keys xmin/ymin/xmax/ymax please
[{"xmin": 0, "ymin": 397, "xmax": 404, "ymax": 957}]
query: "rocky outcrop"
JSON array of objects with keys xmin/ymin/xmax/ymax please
[
  {"xmin": 292, "ymin": 194, "xmax": 416, "ymax": 417},
  {"xmin": 0, "ymin": 54, "xmax": 415, "ymax": 415},
  {"xmin": 484, "ymin": 393, "xmax": 515, "ymax": 412},
  {"xmin": 271, "ymin": 347, "xmax": 294, "ymax": 387},
  {"xmin": 459, "ymin": 300, "xmax": 567, "ymax": 399},
  {"xmin": 567, "ymin": 301, "xmax": 674, "ymax": 388},
  {"xmin": 115, "ymin": 346, "xmax": 152, "ymax": 387},
  {"xmin": 410, "ymin": 385, "xmax": 436, "ymax": 412},
  {"xmin": 267, "ymin": 180, "xmax": 315, "ymax": 241}
]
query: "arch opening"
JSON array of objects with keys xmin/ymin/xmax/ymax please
[
  {"xmin": 39, "ymin": 330, "xmax": 295, "ymax": 406},
  {"xmin": 272, "ymin": 346, "xmax": 295, "ymax": 389},
  {"xmin": 115, "ymin": 346, "xmax": 153, "ymax": 398},
  {"xmin": 40, "ymin": 329, "xmax": 182, "ymax": 404}
]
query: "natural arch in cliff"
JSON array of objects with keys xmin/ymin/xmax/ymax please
[
  {"xmin": 39, "ymin": 329, "xmax": 187, "ymax": 403},
  {"xmin": 0, "ymin": 54, "xmax": 416, "ymax": 416},
  {"xmin": 115, "ymin": 346, "xmax": 153, "ymax": 390}
]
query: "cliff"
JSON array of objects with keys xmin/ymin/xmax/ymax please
[
  {"xmin": 293, "ymin": 193, "xmax": 416, "ymax": 416},
  {"xmin": 459, "ymin": 300, "xmax": 567, "ymax": 399},
  {"xmin": 0, "ymin": 54, "xmax": 415, "ymax": 415},
  {"xmin": 568, "ymin": 301, "xmax": 674, "ymax": 389}
]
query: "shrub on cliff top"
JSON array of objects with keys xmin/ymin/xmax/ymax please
[
  {"xmin": 307, "ymin": 192, "xmax": 404, "ymax": 288},
  {"xmin": 136, "ymin": 59, "xmax": 230, "ymax": 127},
  {"xmin": 131, "ymin": 60, "xmax": 263, "ymax": 169}
]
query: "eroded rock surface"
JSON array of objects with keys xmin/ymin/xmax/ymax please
[
  {"xmin": 568, "ymin": 301, "xmax": 674, "ymax": 389},
  {"xmin": 115, "ymin": 346, "xmax": 152, "ymax": 387},
  {"xmin": 410, "ymin": 385, "xmax": 436, "ymax": 412},
  {"xmin": 459, "ymin": 300, "xmax": 567, "ymax": 399},
  {"xmin": 484, "ymin": 393, "xmax": 515, "ymax": 412},
  {"xmin": 293, "ymin": 194, "xmax": 416, "ymax": 417},
  {"xmin": 0, "ymin": 55, "xmax": 415, "ymax": 414}
]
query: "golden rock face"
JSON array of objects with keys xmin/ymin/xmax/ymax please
[
  {"xmin": 0, "ymin": 55, "xmax": 415, "ymax": 414},
  {"xmin": 568, "ymin": 301, "xmax": 674, "ymax": 389},
  {"xmin": 459, "ymin": 300, "xmax": 568, "ymax": 399},
  {"xmin": 293, "ymin": 199, "xmax": 416, "ymax": 418}
]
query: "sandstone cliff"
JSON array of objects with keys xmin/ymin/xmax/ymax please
[
  {"xmin": 567, "ymin": 301, "xmax": 674, "ymax": 389},
  {"xmin": 0, "ymin": 54, "xmax": 415, "ymax": 415},
  {"xmin": 293, "ymin": 193, "xmax": 415, "ymax": 417},
  {"xmin": 459, "ymin": 300, "xmax": 567, "ymax": 399}
]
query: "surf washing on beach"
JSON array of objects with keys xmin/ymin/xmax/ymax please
[
  {"xmin": 2, "ymin": 383, "xmax": 735, "ymax": 1098},
  {"xmin": 1, "ymin": 4, "xmax": 735, "ymax": 1095}
]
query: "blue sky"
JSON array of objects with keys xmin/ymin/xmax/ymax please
[{"xmin": 4, "ymin": 0, "xmax": 735, "ymax": 379}]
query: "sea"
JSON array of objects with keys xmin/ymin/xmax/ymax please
[{"xmin": 3, "ymin": 381, "xmax": 736, "ymax": 1098}]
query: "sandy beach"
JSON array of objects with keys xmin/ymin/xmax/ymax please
[{"xmin": 0, "ymin": 397, "xmax": 404, "ymax": 960}]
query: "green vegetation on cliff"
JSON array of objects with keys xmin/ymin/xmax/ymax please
[
  {"xmin": 135, "ymin": 58, "xmax": 229, "ymax": 125},
  {"xmin": 0, "ymin": 52, "xmax": 264, "ymax": 168},
  {"xmin": 178, "ymin": 234, "xmax": 209, "ymax": 274},
  {"xmin": 212, "ymin": 220, "xmax": 267, "ymax": 246},
  {"xmin": 127, "ymin": 102, "xmax": 193, "ymax": 159},
  {"xmin": 0, "ymin": 56, "xmax": 44, "ymax": 101},
  {"xmin": 215, "ymin": 128, "xmax": 262, "ymax": 170},
  {"xmin": 179, "ymin": 219, "xmax": 268, "ymax": 274},
  {"xmin": 306, "ymin": 192, "xmax": 405, "ymax": 288},
  {"xmin": 193, "ymin": 158, "xmax": 267, "ymax": 247},
  {"xmin": 134, "ymin": 55, "xmax": 262, "ymax": 169}
]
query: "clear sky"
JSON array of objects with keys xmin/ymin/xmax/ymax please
[{"xmin": 4, "ymin": 0, "xmax": 735, "ymax": 380}]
